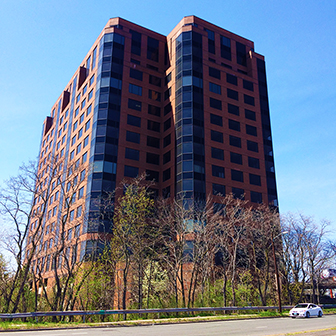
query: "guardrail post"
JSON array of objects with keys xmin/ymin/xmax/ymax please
[{"xmin": 83, "ymin": 315, "xmax": 85, "ymax": 323}]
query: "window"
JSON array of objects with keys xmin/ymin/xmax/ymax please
[
  {"xmin": 80, "ymin": 169, "xmax": 86, "ymax": 181},
  {"xmin": 245, "ymin": 109, "xmax": 256, "ymax": 121},
  {"xmin": 76, "ymin": 143, "xmax": 81, "ymax": 154},
  {"xmin": 146, "ymin": 170, "xmax": 159, "ymax": 182},
  {"xmin": 209, "ymin": 67, "xmax": 221, "ymax": 79},
  {"xmin": 78, "ymin": 128, "xmax": 83, "ymax": 139},
  {"xmin": 75, "ymin": 224, "xmax": 81, "ymax": 237},
  {"xmin": 125, "ymin": 147, "xmax": 139, "ymax": 161},
  {"xmin": 211, "ymin": 147, "xmax": 224, "ymax": 160},
  {"xmin": 149, "ymin": 75, "xmax": 161, "ymax": 87},
  {"xmin": 128, "ymin": 98, "xmax": 142, "ymax": 111},
  {"xmin": 76, "ymin": 93, "xmax": 81, "ymax": 104},
  {"xmin": 130, "ymin": 68, "xmax": 143, "ymax": 81},
  {"xmin": 83, "ymin": 135, "xmax": 89, "ymax": 147},
  {"xmin": 163, "ymin": 151, "xmax": 171, "ymax": 164},
  {"xmin": 163, "ymin": 168, "xmax": 171, "ymax": 181},
  {"xmin": 236, "ymin": 42, "xmax": 246, "ymax": 66},
  {"xmin": 148, "ymin": 105, "xmax": 160, "ymax": 116},
  {"xmin": 164, "ymin": 103, "xmax": 172, "ymax": 115},
  {"xmin": 77, "ymin": 205, "xmax": 82, "ymax": 217},
  {"xmin": 127, "ymin": 115, "xmax": 141, "ymax": 127},
  {"xmin": 228, "ymin": 119, "xmax": 240, "ymax": 132},
  {"xmin": 147, "ymin": 120, "xmax": 160, "ymax": 132},
  {"xmin": 85, "ymin": 119, "xmax": 91, "ymax": 131},
  {"xmin": 251, "ymin": 191, "xmax": 262, "ymax": 203},
  {"xmin": 243, "ymin": 79, "xmax": 254, "ymax": 91},
  {"xmin": 226, "ymin": 73, "xmax": 237, "ymax": 85},
  {"xmin": 210, "ymin": 97, "xmax": 222, "ymax": 110},
  {"xmin": 78, "ymin": 187, "xmax": 84, "ymax": 199},
  {"xmin": 248, "ymin": 157, "xmax": 260, "ymax": 169},
  {"xmin": 230, "ymin": 152, "xmax": 242, "ymax": 165},
  {"xmin": 70, "ymin": 150, "xmax": 74, "ymax": 160},
  {"xmin": 209, "ymin": 82, "xmax": 221, "ymax": 95},
  {"xmin": 147, "ymin": 135, "xmax": 160, "ymax": 148},
  {"xmin": 71, "ymin": 135, "xmax": 76, "ymax": 146},
  {"xmin": 211, "ymin": 130, "xmax": 223, "ymax": 143},
  {"xmin": 220, "ymin": 35, "xmax": 231, "ymax": 60},
  {"xmin": 73, "ymin": 121, "xmax": 78, "ymax": 131},
  {"xmin": 88, "ymin": 90, "xmax": 93, "ymax": 101},
  {"xmin": 232, "ymin": 187, "xmax": 244, "ymax": 199},
  {"xmin": 83, "ymin": 84, "xmax": 87, "ymax": 95},
  {"xmin": 249, "ymin": 173, "xmax": 261, "ymax": 186},
  {"xmin": 205, "ymin": 28, "xmax": 215, "ymax": 54},
  {"xmin": 246, "ymin": 125, "xmax": 257, "ymax": 136},
  {"xmin": 70, "ymin": 210, "xmax": 75, "ymax": 222},
  {"xmin": 81, "ymin": 98, "xmax": 86, "ymax": 109},
  {"xmin": 82, "ymin": 152, "xmax": 87, "ymax": 163},
  {"xmin": 89, "ymin": 74, "xmax": 95, "ymax": 86},
  {"xmin": 147, "ymin": 36, "xmax": 159, "ymax": 62},
  {"xmin": 227, "ymin": 88, "xmax": 238, "ymax": 100},
  {"xmin": 231, "ymin": 169, "xmax": 244, "ymax": 182},
  {"xmin": 86, "ymin": 104, "xmax": 92, "ymax": 116},
  {"xmin": 149, "ymin": 89, "xmax": 161, "ymax": 101},
  {"xmin": 127, "ymin": 131, "xmax": 140, "ymax": 144},
  {"xmin": 228, "ymin": 103, "xmax": 239, "ymax": 116},
  {"xmin": 146, "ymin": 152, "xmax": 160, "ymax": 165},
  {"xmin": 164, "ymin": 88, "xmax": 171, "ymax": 100},
  {"xmin": 129, "ymin": 84, "xmax": 142, "ymax": 96},
  {"xmin": 247, "ymin": 140, "xmax": 259, "ymax": 152},
  {"xmin": 212, "ymin": 165, "xmax": 225, "ymax": 178},
  {"xmin": 130, "ymin": 30, "xmax": 141, "ymax": 56},
  {"xmin": 163, "ymin": 134, "xmax": 171, "ymax": 147},
  {"xmin": 79, "ymin": 113, "xmax": 84, "ymax": 124},
  {"xmin": 244, "ymin": 94, "xmax": 255, "ymax": 106},
  {"xmin": 210, "ymin": 113, "xmax": 222, "ymax": 126},
  {"xmin": 164, "ymin": 118, "xmax": 171, "ymax": 131},
  {"xmin": 213, "ymin": 183, "xmax": 225, "ymax": 196},
  {"xmin": 124, "ymin": 165, "xmax": 139, "ymax": 178}
]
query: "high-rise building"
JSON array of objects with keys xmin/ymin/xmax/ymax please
[{"xmin": 28, "ymin": 16, "xmax": 278, "ymax": 273}]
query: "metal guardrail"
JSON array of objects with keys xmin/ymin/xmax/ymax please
[{"xmin": 0, "ymin": 304, "xmax": 335, "ymax": 322}]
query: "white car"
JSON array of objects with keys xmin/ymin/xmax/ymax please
[{"xmin": 289, "ymin": 303, "xmax": 323, "ymax": 318}]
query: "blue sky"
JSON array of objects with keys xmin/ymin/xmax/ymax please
[{"xmin": 0, "ymin": 0, "xmax": 335, "ymax": 228}]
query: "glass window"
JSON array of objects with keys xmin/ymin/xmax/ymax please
[
  {"xmin": 89, "ymin": 74, "xmax": 95, "ymax": 86},
  {"xmin": 228, "ymin": 103, "xmax": 239, "ymax": 116},
  {"xmin": 147, "ymin": 36, "xmax": 159, "ymax": 62},
  {"xmin": 244, "ymin": 94, "xmax": 255, "ymax": 106},
  {"xmin": 149, "ymin": 89, "xmax": 161, "ymax": 101},
  {"xmin": 146, "ymin": 170, "xmax": 160, "ymax": 182},
  {"xmin": 149, "ymin": 75, "xmax": 161, "ymax": 87},
  {"xmin": 247, "ymin": 140, "xmax": 259, "ymax": 152},
  {"xmin": 71, "ymin": 135, "xmax": 76, "ymax": 146},
  {"xmin": 251, "ymin": 191, "xmax": 262, "ymax": 203},
  {"xmin": 229, "ymin": 135, "xmax": 241, "ymax": 148},
  {"xmin": 148, "ymin": 105, "xmax": 161, "ymax": 116},
  {"xmin": 83, "ymin": 135, "xmax": 89, "ymax": 147},
  {"xmin": 130, "ymin": 68, "xmax": 143, "ymax": 81},
  {"xmin": 82, "ymin": 151, "xmax": 87, "ymax": 163},
  {"xmin": 245, "ymin": 109, "xmax": 256, "ymax": 121},
  {"xmin": 147, "ymin": 135, "xmax": 160, "ymax": 148},
  {"xmin": 248, "ymin": 157, "xmax": 260, "ymax": 169},
  {"xmin": 213, "ymin": 183, "xmax": 225, "ymax": 196},
  {"xmin": 85, "ymin": 119, "xmax": 91, "ymax": 131},
  {"xmin": 146, "ymin": 152, "xmax": 160, "ymax": 165},
  {"xmin": 164, "ymin": 118, "xmax": 171, "ymax": 131},
  {"xmin": 229, "ymin": 119, "xmax": 240, "ymax": 132},
  {"xmin": 246, "ymin": 125, "xmax": 257, "ymax": 136},
  {"xmin": 129, "ymin": 84, "xmax": 142, "ymax": 96},
  {"xmin": 88, "ymin": 90, "xmax": 93, "ymax": 101},
  {"xmin": 211, "ymin": 147, "xmax": 224, "ymax": 160},
  {"xmin": 226, "ymin": 73, "xmax": 237, "ymax": 86},
  {"xmin": 211, "ymin": 130, "xmax": 223, "ymax": 143},
  {"xmin": 126, "ymin": 131, "xmax": 140, "ymax": 144},
  {"xmin": 83, "ymin": 84, "xmax": 87, "ymax": 95},
  {"xmin": 232, "ymin": 187, "xmax": 244, "ymax": 199},
  {"xmin": 130, "ymin": 30, "xmax": 141, "ymax": 56},
  {"xmin": 163, "ymin": 134, "xmax": 171, "ymax": 147},
  {"xmin": 125, "ymin": 147, "xmax": 140, "ymax": 161},
  {"xmin": 163, "ymin": 151, "xmax": 171, "ymax": 164},
  {"xmin": 212, "ymin": 165, "xmax": 225, "ymax": 178},
  {"xmin": 86, "ymin": 104, "xmax": 92, "ymax": 116},
  {"xmin": 209, "ymin": 82, "xmax": 221, "ymax": 95},
  {"xmin": 127, "ymin": 114, "xmax": 141, "ymax": 127},
  {"xmin": 230, "ymin": 152, "xmax": 242, "ymax": 165},
  {"xmin": 78, "ymin": 186, "xmax": 84, "ymax": 199},
  {"xmin": 79, "ymin": 113, "xmax": 85, "ymax": 124},
  {"xmin": 76, "ymin": 93, "xmax": 81, "ymax": 104},
  {"xmin": 243, "ymin": 79, "xmax": 254, "ymax": 91},
  {"xmin": 209, "ymin": 67, "xmax": 221, "ymax": 79},
  {"xmin": 210, "ymin": 97, "xmax": 222, "ymax": 110},
  {"xmin": 124, "ymin": 165, "xmax": 139, "ymax": 178},
  {"xmin": 70, "ymin": 150, "xmax": 74, "ymax": 160},
  {"xmin": 128, "ymin": 98, "xmax": 142, "ymax": 111},
  {"xmin": 220, "ymin": 35, "xmax": 231, "ymax": 60},
  {"xmin": 76, "ymin": 143, "xmax": 81, "ymax": 154},
  {"xmin": 227, "ymin": 88, "xmax": 238, "ymax": 101},
  {"xmin": 147, "ymin": 120, "xmax": 160, "ymax": 132},
  {"xmin": 236, "ymin": 42, "xmax": 246, "ymax": 66},
  {"xmin": 210, "ymin": 113, "xmax": 222, "ymax": 126},
  {"xmin": 231, "ymin": 169, "xmax": 244, "ymax": 182},
  {"xmin": 249, "ymin": 173, "xmax": 261, "ymax": 186},
  {"xmin": 163, "ymin": 168, "xmax": 171, "ymax": 181},
  {"xmin": 73, "ymin": 121, "xmax": 78, "ymax": 131},
  {"xmin": 78, "ymin": 128, "xmax": 83, "ymax": 139}
]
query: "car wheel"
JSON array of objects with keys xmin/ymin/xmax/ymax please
[
  {"xmin": 318, "ymin": 311, "xmax": 322, "ymax": 317},
  {"xmin": 305, "ymin": 311, "xmax": 310, "ymax": 318},
  {"xmin": 291, "ymin": 316, "xmax": 296, "ymax": 319}
]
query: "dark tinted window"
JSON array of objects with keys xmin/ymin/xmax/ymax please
[
  {"xmin": 210, "ymin": 97, "xmax": 222, "ymax": 110},
  {"xmin": 130, "ymin": 30, "xmax": 141, "ymax": 56},
  {"xmin": 209, "ymin": 67, "xmax": 221, "ymax": 79},
  {"xmin": 164, "ymin": 103, "xmax": 172, "ymax": 115},
  {"xmin": 246, "ymin": 125, "xmax": 257, "ymax": 136},
  {"xmin": 149, "ymin": 75, "xmax": 161, "ymax": 87},
  {"xmin": 247, "ymin": 140, "xmax": 259, "ymax": 152},
  {"xmin": 163, "ymin": 134, "xmax": 171, "ymax": 147},
  {"xmin": 210, "ymin": 113, "xmax": 223, "ymax": 126},
  {"xmin": 231, "ymin": 169, "xmax": 244, "ymax": 182},
  {"xmin": 229, "ymin": 135, "xmax": 241, "ymax": 148},
  {"xmin": 244, "ymin": 94, "xmax": 255, "ymax": 106},
  {"xmin": 245, "ymin": 109, "xmax": 256, "ymax": 121},
  {"xmin": 147, "ymin": 120, "xmax": 160, "ymax": 132},
  {"xmin": 164, "ymin": 118, "xmax": 171, "ymax": 131},
  {"xmin": 211, "ymin": 147, "xmax": 224, "ymax": 160},
  {"xmin": 209, "ymin": 82, "xmax": 221, "ymax": 94},
  {"xmin": 249, "ymin": 173, "xmax": 261, "ymax": 186},
  {"xmin": 251, "ymin": 191, "xmax": 262, "ymax": 203},
  {"xmin": 228, "ymin": 103, "xmax": 239, "ymax": 116},
  {"xmin": 147, "ymin": 135, "xmax": 160, "ymax": 148},
  {"xmin": 125, "ymin": 148, "xmax": 139, "ymax": 161},
  {"xmin": 130, "ymin": 68, "xmax": 143, "ymax": 81},
  {"xmin": 232, "ymin": 187, "xmax": 244, "ymax": 199},
  {"xmin": 227, "ymin": 88, "xmax": 238, "ymax": 100},
  {"xmin": 243, "ymin": 79, "xmax": 254, "ymax": 91},
  {"xmin": 163, "ymin": 151, "xmax": 171, "ymax": 164},
  {"xmin": 147, "ymin": 37, "xmax": 159, "ymax": 62},
  {"xmin": 128, "ymin": 98, "xmax": 142, "ymax": 111},
  {"xmin": 148, "ymin": 104, "xmax": 161, "ymax": 116},
  {"xmin": 148, "ymin": 89, "xmax": 161, "ymax": 101},
  {"xmin": 228, "ymin": 119, "xmax": 240, "ymax": 131},
  {"xmin": 236, "ymin": 42, "xmax": 246, "ymax": 66},
  {"xmin": 211, "ymin": 130, "xmax": 223, "ymax": 143},
  {"xmin": 248, "ymin": 157, "xmax": 260, "ymax": 169},
  {"xmin": 230, "ymin": 152, "xmax": 242, "ymax": 165},
  {"xmin": 213, "ymin": 183, "xmax": 225, "ymax": 195},
  {"xmin": 126, "ymin": 131, "xmax": 140, "ymax": 144},
  {"xmin": 212, "ymin": 165, "xmax": 225, "ymax": 178},
  {"xmin": 146, "ymin": 152, "xmax": 160, "ymax": 165},
  {"xmin": 124, "ymin": 165, "xmax": 138, "ymax": 177},
  {"xmin": 163, "ymin": 168, "xmax": 171, "ymax": 181},
  {"xmin": 146, "ymin": 169, "xmax": 159, "ymax": 182},
  {"xmin": 127, "ymin": 115, "xmax": 141, "ymax": 127},
  {"xmin": 220, "ymin": 35, "xmax": 231, "ymax": 60},
  {"xmin": 226, "ymin": 73, "xmax": 237, "ymax": 85}
]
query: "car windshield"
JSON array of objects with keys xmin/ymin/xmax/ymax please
[{"xmin": 295, "ymin": 304, "xmax": 308, "ymax": 308}]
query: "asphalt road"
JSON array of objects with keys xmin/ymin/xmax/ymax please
[{"xmin": 1, "ymin": 315, "xmax": 336, "ymax": 336}]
